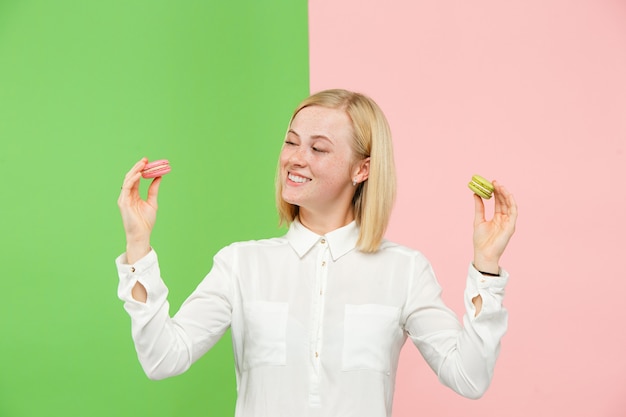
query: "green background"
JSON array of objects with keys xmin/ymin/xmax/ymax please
[{"xmin": 0, "ymin": 1, "xmax": 309, "ymax": 416}]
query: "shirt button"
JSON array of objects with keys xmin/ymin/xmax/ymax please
[
  {"xmin": 130, "ymin": 267, "xmax": 136, "ymax": 273},
  {"xmin": 320, "ymin": 239, "xmax": 326, "ymax": 244},
  {"xmin": 315, "ymin": 352, "xmax": 319, "ymax": 358},
  {"xmin": 321, "ymin": 261, "xmax": 326, "ymax": 267}
]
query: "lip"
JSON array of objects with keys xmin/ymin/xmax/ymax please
[{"xmin": 287, "ymin": 171, "xmax": 311, "ymax": 184}]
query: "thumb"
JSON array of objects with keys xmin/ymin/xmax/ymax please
[
  {"xmin": 473, "ymin": 193, "xmax": 486, "ymax": 226},
  {"xmin": 146, "ymin": 176, "xmax": 162, "ymax": 208}
]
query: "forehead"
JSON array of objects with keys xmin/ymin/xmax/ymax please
[{"xmin": 290, "ymin": 106, "xmax": 353, "ymax": 141}]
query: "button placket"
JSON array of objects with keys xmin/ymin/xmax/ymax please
[
  {"xmin": 314, "ymin": 239, "xmax": 330, "ymax": 360},
  {"xmin": 308, "ymin": 237, "xmax": 330, "ymax": 406}
]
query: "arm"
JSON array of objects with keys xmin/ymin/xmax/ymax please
[
  {"xmin": 117, "ymin": 157, "xmax": 162, "ymax": 302},
  {"xmin": 404, "ymin": 260, "xmax": 508, "ymax": 399},
  {"xmin": 471, "ymin": 181, "xmax": 518, "ymax": 314},
  {"xmin": 116, "ymin": 248, "xmax": 233, "ymax": 380},
  {"xmin": 116, "ymin": 158, "xmax": 232, "ymax": 379},
  {"xmin": 405, "ymin": 182, "xmax": 517, "ymax": 398}
]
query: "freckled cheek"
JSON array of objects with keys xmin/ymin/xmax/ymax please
[
  {"xmin": 323, "ymin": 164, "xmax": 352, "ymax": 188},
  {"xmin": 329, "ymin": 161, "xmax": 353, "ymax": 183},
  {"xmin": 278, "ymin": 152, "xmax": 290, "ymax": 170},
  {"xmin": 323, "ymin": 175, "xmax": 348, "ymax": 189}
]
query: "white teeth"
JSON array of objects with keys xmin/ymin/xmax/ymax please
[{"xmin": 288, "ymin": 173, "xmax": 309, "ymax": 183}]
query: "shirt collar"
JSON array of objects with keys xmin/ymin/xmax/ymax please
[{"xmin": 286, "ymin": 219, "xmax": 359, "ymax": 261}]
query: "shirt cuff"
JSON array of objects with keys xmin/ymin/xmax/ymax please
[
  {"xmin": 468, "ymin": 262, "xmax": 509, "ymax": 292},
  {"xmin": 465, "ymin": 263, "xmax": 509, "ymax": 319},
  {"xmin": 116, "ymin": 249, "xmax": 165, "ymax": 305},
  {"xmin": 115, "ymin": 249, "xmax": 157, "ymax": 273}
]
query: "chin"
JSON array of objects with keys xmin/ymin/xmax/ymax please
[
  {"xmin": 281, "ymin": 191, "xmax": 298, "ymax": 206},
  {"xmin": 283, "ymin": 193, "xmax": 311, "ymax": 210}
]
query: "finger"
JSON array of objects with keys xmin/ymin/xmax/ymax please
[
  {"xmin": 120, "ymin": 158, "xmax": 148, "ymax": 194},
  {"xmin": 508, "ymin": 191, "xmax": 518, "ymax": 217},
  {"xmin": 493, "ymin": 181, "xmax": 518, "ymax": 232},
  {"xmin": 118, "ymin": 159, "xmax": 147, "ymax": 207},
  {"xmin": 493, "ymin": 182, "xmax": 514, "ymax": 213},
  {"xmin": 131, "ymin": 157, "xmax": 148, "ymax": 173},
  {"xmin": 504, "ymin": 188, "xmax": 518, "ymax": 227},
  {"xmin": 119, "ymin": 171, "xmax": 142, "ymax": 200},
  {"xmin": 491, "ymin": 181, "xmax": 507, "ymax": 213},
  {"xmin": 473, "ymin": 193, "xmax": 486, "ymax": 226},
  {"xmin": 146, "ymin": 176, "xmax": 162, "ymax": 208},
  {"xmin": 122, "ymin": 158, "xmax": 148, "ymax": 185}
]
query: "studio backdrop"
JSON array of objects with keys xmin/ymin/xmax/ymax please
[{"xmin": 1, "ymin": 1, "xmax": 625, "ymax": 417}]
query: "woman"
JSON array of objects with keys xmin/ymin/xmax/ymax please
[{"xmin": 117, "ymin": 89, "xmax": 518, "ymax": 417}]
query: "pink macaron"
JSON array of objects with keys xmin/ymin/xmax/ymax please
[{"xmin": 141, "ymin": 159, "xmax": 171, "ymax": 179}]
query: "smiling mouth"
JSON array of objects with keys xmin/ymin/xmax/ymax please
[{"xmin": 288, "ymin": 173, "xmax": 311, "ymax": 183}]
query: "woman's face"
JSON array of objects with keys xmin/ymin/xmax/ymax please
[{"xmin": 279, "ymin": 105, "xmax": 364, "ymax": 219}]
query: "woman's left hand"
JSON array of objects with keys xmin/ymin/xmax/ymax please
[{"xmin": 472, "ymin": 181, "xmax": 518, "ymax": 274}]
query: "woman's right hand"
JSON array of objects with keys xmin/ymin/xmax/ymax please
[{"xmin": 117, "ymin": 157, "xmax": 163, "ymax": 264}]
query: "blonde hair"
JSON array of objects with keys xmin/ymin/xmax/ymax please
[{"xmin": 275, "ymin": 89, "xmax": 397, "ymax": 253}]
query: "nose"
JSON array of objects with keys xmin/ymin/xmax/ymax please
[{"xmin": 287, "ymin": 145, "xmax": 306, "ymax": 167}]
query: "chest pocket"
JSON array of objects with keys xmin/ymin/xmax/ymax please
[
  {"xmin": 342, "ymin": 304, "xmax": 401, "ymax": 373},
  {"xmin": 242, "ymin": 301, "xmax": 288, "ymax": 370}
]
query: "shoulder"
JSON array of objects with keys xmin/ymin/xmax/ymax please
[
  {"xmin": 215, "ymin": 235, "xmax": 289, "ymax": 257},
  {"xmin": 378, "ymin": 239, "xmax": 421, "ymax": 256},
  {"xmin": 376, "ymin": 239, "xmax": 431, "ymax": 266}
]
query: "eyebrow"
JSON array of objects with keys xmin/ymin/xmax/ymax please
[{"xmin": 287, "ymin": 129, "xmax": 333, "ymax": 143}]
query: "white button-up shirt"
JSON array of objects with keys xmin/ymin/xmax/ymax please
[{"xmin": 116, "ymin": 220, "xmax": 508, "ymax": 417}]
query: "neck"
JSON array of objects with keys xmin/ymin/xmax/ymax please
[{"xmin": 298, "ymin": 207, "xmax": 354, "ymax": 236}]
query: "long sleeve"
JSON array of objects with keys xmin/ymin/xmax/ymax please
[
  {"xmin": 116, "ymin": 223, "xmax": 509, "ymax": 415},
  {"xmin": 116, "ymin": 248, "xmax": 234, "ymax": 380},
  {"xmin": 404, "ymin": 260, "xmax": 509, "ymax": 399}
]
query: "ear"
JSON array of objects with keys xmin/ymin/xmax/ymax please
[{"xmin": 352, "ymin": 157, "xmax": 370, "ymax": 184}]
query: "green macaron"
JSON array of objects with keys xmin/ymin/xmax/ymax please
[{"xmin": 468, "ymin": 174, "xmax": 494, "ymax": 199}]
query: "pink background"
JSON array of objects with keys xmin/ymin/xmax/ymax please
[{"xmin": 309, "ymin": 1, "xmax": 626, "ymax": 416}]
